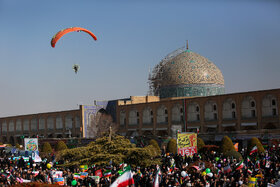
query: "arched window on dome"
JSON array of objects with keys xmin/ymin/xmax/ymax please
[
  {"xmin": 143, "ymin": 107, "xmax": 153, "ymax": 124},
  {"xmin": 241, "ymin": 96, "xmax": 257, "ymax": 118},
  {"xmin": 157, "ymin": 105, "xmax": 168, "ymax": 124},
  {"xmin": 172, "ymin": 104, "xmax": 183, "ymax": 123},
  {"xmin": 262, "ymin": 94, "xmax": 278, "ymax": 117},
  {"xmin": 129, "ymin": 109, "xmax": 139, "ymax": 125},
  {"xmin": 204, "ymin": 100, "xmax": 218, "ymax": 121},
  {"xmin": 187, "ymin": 102, "xmax": 200, "ymax": 122},
  {"xmin": 120, "ymin": 110, "xmax": 126, "ymax": 126},
  {"xmin": 223, "ymin": 98, "xmax": 236, "ymax": 120}
]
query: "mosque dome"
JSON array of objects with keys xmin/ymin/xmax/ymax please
[{"xmin": 149, "ymin": 47, "xmax": 225, "ymax": 98}]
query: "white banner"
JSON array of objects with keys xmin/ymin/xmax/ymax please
[{"xmin": 24, "ymin": 138, "xmax": 39, "ymax": 152}]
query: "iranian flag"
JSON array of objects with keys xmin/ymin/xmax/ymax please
[
  {"xmin": 153, "ymin": 168, "xmax": 161, "ymax": 187},
  {"xmin": 73, "ymin": 173, "xmax": 81, "ymax": 179},
  {"xmin": 104, "ymin": 170, "xmax": 112, "ymax": 178},
  {"xmin": 250, "ymin": 146, "xmax": 258, "ymax": 155},
  {"xmin": 247, "ymin": 157, "xmax": 250, "ymax": 162},
  {"xmin": 236, "ymin": 160, "xmax": 244, "ymax": 170},
  {"xmin": 247, "ymin": 169, "xmax": 253, "ymax": 174},
  {"xmin": 110, "ymin": 170, "xmax": 134, "ymax": 187}
]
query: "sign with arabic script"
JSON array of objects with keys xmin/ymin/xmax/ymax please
[{"xmin": 177, "ymin": 133, "xmax": 197, "ymax": 156}]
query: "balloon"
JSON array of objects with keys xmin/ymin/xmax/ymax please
[
  {"xmin": 27, "ymin": 163, "xmax": 30, "ymax": 165},
  {"xmin": 202, "ymin": 171, "xmax": 206, "ymax": 176},
  {"xmin": 51, "ymin": 27, "xmax": 97, "ymax": 48},
  {"xmin": 181, "ymin": 171, "xmax": 188, "ymax": 178},
  {"xmin": 217, "ymin": 164, "xmax": 221, "ymax": 168},
  {"xmin": 47, "ymin": 163, "xmax": 52, "ymax": 169},
  {"xmin": 71, "ymin": 180, "xmax": 77, "ymax": 186},
  {"xmin": 215, "ymin": 157, "xmax": 220, "ymax": 161},
  {"xmin": 205, "ymin": 168, "xmax": 211, "ymax": 174},
  {"xmin": 207, "ymin": 172, "xmax": 213, "ymax": 177}
]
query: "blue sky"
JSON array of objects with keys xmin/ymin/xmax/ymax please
[{"xmin": 0, "ymin": 0, "xmax": 279, "ymax": 117}]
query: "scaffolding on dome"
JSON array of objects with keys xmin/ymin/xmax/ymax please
[{"xmin": 148, "ymin": 46, "xmax": 186, "ymax": 96}]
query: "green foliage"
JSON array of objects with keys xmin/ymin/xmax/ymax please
[
  {"xmin": 58, "ymin": 135, "xmax": 161, "ymax": 168},
  {"xmin": 149, "ymin": 139, "xmax": 161, "ymax": 154},
  {"xmin": 224, "ymin": 150, "xmax": 243, "ymax": 160},
  {"xmin": 247, "ymin": 137, "xmax": 265, "ymax": 154},
  {"xmin": 167, "ymin": 138, "xmax": 177, "ymax": 154},
  {"xmin": 42, "ymin": 142, "xmax": 53, "ymax": 153},
  {"xmin": 220, "ymin": 136, "xmax": 235, "ymax": 154},
  {"xmin": 197, "ymin": 138, "xmax": 205, "ymax": 152},
  {"xmin": 15, "ymin": 143, "xmax": 22, "ymax": 150},
  {"xmin": 55, "ymin": 141, "xmax": 68, "ymax": 152}
]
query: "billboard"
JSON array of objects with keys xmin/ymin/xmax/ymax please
[
  {"xmin": 81, "ymin": 101, "xmax": 116, "ymax": 138},
  {"xmin": 177, "ymin": 132, "xmax": 197, "ymax": 156},
  {"xmin": 24, "ymin": 138, "xmax": 39, "ymax": 152}
]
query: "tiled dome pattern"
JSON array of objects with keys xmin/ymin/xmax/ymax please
[
  {"xmin": 158, "ymin": 49, "xmax": 225, "ymax": 98},
  {"xmin": 161, "ymin": 50, "xmax": 224, "ymax": 86}
]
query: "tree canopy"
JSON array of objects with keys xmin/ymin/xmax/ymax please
[{"xmin": 58, "ymin": 135, "xmax": 161, "ymax": 167}]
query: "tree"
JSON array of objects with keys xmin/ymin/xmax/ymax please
[
  {"xmin": 58, "ymin": 135, "xmax": 161, "ymax": 167},
  {"xmin": 87, "ymin": 110, "xmax": 118, "ymax": 138},
  {"xmin": 197, "ymin": 138, "xmax": 205, "ymax": 152},
  {"xmin": 247, "ymin": 137, "xmax": 265, "ymax": 154},
  {"xmin": 224, "ymin": 150, "xmax": 243, "ymax": 160},
  {"xmin": 220, "ymin": 136, "xmax": 235, "ymax": 154},
  {"xmin": 167, "ymin": 138, "xmax": 177, "ymax": 154},
  {"xmin": 149, "ymin": 139, "xmax": 161, "ymax": 154},
  {"xmin": 42, "ymin": 142, "xmax": 52, "ymax": 153},
  {"xmin": 55, "ymin": 141, "xmax": 68, "ymax": 152}
]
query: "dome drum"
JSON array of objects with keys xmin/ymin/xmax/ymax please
[{"xmin": 159, "ymin": 83, "xmax": 225, "ymax": 98}]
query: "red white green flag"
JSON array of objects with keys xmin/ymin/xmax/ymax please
[
  {"xmin": 247, "ymin": 169, "xmax": 253, "ymax": 174},
  {"xmin": 250, "ymin": 146, "xmax": 258, "ymax": 155},
  {"xmin": 104, "ymin": 170, "xmax": 112, "ymax": 178},
  {"xmin": 153, "ymin": 168, "xmax": 161, "ymax": 187},
  {"xmin": 236, "ymin": 160, "xmax": 244, "ymax": 170},
  {"xmin": 110, "ymin": 170, "xmax": 134, "ymax": 187}
]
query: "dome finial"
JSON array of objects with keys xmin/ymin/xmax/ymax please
[{"xmin": 186, "ymin": 40, "xmax": 189, "ymax": 50}]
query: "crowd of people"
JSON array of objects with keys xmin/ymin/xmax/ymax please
[{"xmin": 0, "ymin": 145, "xmax": 280, "ymax": 186}]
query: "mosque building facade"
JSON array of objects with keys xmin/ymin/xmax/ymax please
[{"xmin": 0, "ymin": 46, "xmax": 280, "ymax": 145}]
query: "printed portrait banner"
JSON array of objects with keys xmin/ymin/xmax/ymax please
[
  {"xmin": 24, "ymin": 138, "xmax": 39, "ymax": 152},
  {"xmin": 177, "ymin": 133, "xmax": 197, "ymax": 157}
]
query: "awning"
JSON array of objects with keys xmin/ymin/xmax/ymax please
[
  {"xmin": 222, "ymin": 123, "xmax": 236, "ymax": 127},
  {"xmin": 156, "ymin": 128, "xmax": 168, "ymax": 130},
  {"xmin": 206, "ymin": 124, "xmax": 217, "ymax": 128},
  {"xmin": 142, "ymin": 128, "xmax": 153, "ymax": 131},
  {"xmin": 241, "ymin": 122, "xmax": 257, "ymax": 126},
  {"xmin": 187, "ymin": 126, "xmax": 200, "ymax": 129}
]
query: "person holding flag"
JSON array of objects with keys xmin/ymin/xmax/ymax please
[
  {"xmin": 110, "ymin": 167, "xmax": 134, "ymax": 187},
  {"xmin": 250, "ymin": 146, "xmax": 258, "ymax": 155},
  {"xmin": 153, "ymin": 165, "xmax": 161, "ymax": 187}
]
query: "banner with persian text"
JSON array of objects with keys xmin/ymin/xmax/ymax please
[{"xmin": 177, "ymin": 133, "xmax": 197, "ymax": 156}]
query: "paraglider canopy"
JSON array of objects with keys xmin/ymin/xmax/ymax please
[{"xmin": 51, "ymin": 27, "xmax": 97, "ymax": 48}]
